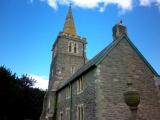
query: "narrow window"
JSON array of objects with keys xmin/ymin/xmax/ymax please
[
  {"xmin": 77, "ymin": 77, "xmax": 83, "ymax": 94},
  {"xmin": 66, "ymin": 108, "xmax": 70, "ymax": 120},
  {"xmin": 77, "ymin": 104, "xmax": 84, "ymax": 120},
  {"xmin": 68, "ymin": 42, "xmax": 72, "ymax": 53},
  {"xmin": 66, "ymin": 85, "xmax": 71, "ymax": 99},
  {"xmin": 60, "ymin": 111, "xmax": 63, "ymax": 120},
  {"xmin": 74, "ymin": 43, "xmax": 77, "ymax": 53},
  {"xmin": 71, "ymin": 65, "xmax": 76, "ymax": 74}
]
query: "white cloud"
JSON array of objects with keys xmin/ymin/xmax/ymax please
[
  {"xmin": 48, "ymin": 0, "xmax": 58, "ymax": 9},
  {"xmin": 140, "ymin": 0, "xmax": 152, "ymax": 6},
  {"xmin": 37, "ymin": 0, "xmax": 160, "ymax": 12},
  {"xmin": 29, "ymin": 74, "xmax": 49, "ymax": 90},
  {"xmin": 103, "ymin": 0, "xmax": 133, "ymax": 10},
  {"xmin": 139, "ymin": 0, "xmax": 160, "ymax": 6},
  {"xmin": 40, "ymin": 0, "xmax": 133, "ymax": 12}
]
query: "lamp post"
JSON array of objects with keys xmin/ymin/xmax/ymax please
[{"xmin": 124, "ymin": 82, "xmax": 140, "ymax": 120}]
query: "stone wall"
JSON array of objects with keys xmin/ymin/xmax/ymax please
[
  {"xmin": 96, "ymin": 38, "xmax": 160, "ymax": 120},
  {"xmin": 56, "ymin": 68, "xmax": 97, "ymax": 120},
  {"xmin": 58, "ymin": 36, "xmax": 85, "ymax": 57},
  {"xmin": 49, "ymin": 35, "xmax": 86, "ymax": 90}
]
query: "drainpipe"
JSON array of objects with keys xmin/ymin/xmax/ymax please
[{"xmin": 70, "ymin": 83, "xmax": 72, "ymax": 120}]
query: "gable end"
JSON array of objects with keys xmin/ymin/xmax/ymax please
[{"xmin": 95, "ymin": 33, "xmax": 159, "ymax": 76}]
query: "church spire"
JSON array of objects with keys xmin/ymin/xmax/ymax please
[{"xmin": 63, "ymin": 4, "xmax": 77, "ymax": 36}]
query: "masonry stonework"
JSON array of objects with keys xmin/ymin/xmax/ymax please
[
  {"xmin": 40, "ymin": 5, "xmax": 160, "ymax": 120},
  {"xmin": 95, "ymin": 38, "xmax": 160, "ymax": 120},
  {"xmin": 56, "ymin": 69, "xmax": 97, "ymax": 120}
]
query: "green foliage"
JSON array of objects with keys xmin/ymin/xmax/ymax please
[
  {"xmin": 19, "ymin": 74, "xmax": 36, "ymax": 88},
  {"xmin": 0, "ymin": 66, "xmax": 46, "ymax": 120}
]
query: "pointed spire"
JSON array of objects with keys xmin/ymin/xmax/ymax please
[{"xmin": 63, "ymin": 4, "xmax": 77, "ymax": 36}]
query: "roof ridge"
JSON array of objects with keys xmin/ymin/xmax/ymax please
[{"xmin": 124, "ymin": 34, "xmax": 159, "ymax": 76}]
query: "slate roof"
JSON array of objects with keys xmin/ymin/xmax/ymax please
[{"xmin": 57, "ymin": 33, "xmax": 159, "ymax": 92}]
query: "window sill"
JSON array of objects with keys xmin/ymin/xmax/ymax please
[
  {"xmin": 77, "ymin": 90, "xmax": 83, "ymax": 95},
  {"xmin": 66, "ymin": 97, "xmax": 71, "ymax": 99}
]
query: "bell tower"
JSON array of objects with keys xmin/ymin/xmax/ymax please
[
  {"xmin": 48, "ymin": 5, "xmax": 87, "ymax": 90},
  {"xmin": 40, "ymin": 5, "xmax": 87, "ymax": 120}
]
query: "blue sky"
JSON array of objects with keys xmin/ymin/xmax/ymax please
[{"xmin": 0, "ymin": 0, "xmax": 160, "ymax": 89}]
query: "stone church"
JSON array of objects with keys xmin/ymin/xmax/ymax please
[{"xmin": 40, "ymin": 5, "xmax": 160, "ymax": 120}]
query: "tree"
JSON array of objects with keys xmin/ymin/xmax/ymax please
[
  {"xmin": 0, "ymin": 66, "xmax": 21, "ymax": 119},
  {"xmin": 19, "ymin": 75, "xmax": 45, "ymax": 120},
  {"xmin": 0, "ymin": 66, "xmax": 45, "ymax": 120}
]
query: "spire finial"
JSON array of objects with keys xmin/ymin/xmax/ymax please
[
  {"xmin": 69, "ymin": 2, "xmax": 72, "ymax": 8},
  {"xmin": 63, "ymin": 3, "xmax": 77, "ymax": 36},
  {"xmin": 118, "ymin": 20, "xmax": 123, "ymax": 26},
  {"xmin": 112, "ymin": 21, "xmax": 128, "ymax": 41}
]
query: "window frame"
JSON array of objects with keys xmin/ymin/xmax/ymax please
[
  {"xmin": 60, "ymin": 111, "xmax": 63, "ymax": 120},
  {"xmin": 66, "ymin": 107, "xmax": 70, "ymax": 120},
  {"xmin": 77, "ymin": 76, "xmax": 84, "ymax": 94},
  {"xmin": 74, "ymin": 43, "xmax": 78, "ymax": 53},
  {"xmin": 66, "ymin": 85, "xmax": 71, "ymax": 99},
  {"xmin": 77, "ymin": 104, "xmax": 84, "ymax": 120},
  {"xmin": 68, "ymin": 41, "xmax": 78, "ymax": 54},
  {"xmin": 71, "ymin": 65, "xmax": 76, "ymax": 74},
  {"xmin": 68, "ymin": 42, "xmax": 72, "ymax": 53}
]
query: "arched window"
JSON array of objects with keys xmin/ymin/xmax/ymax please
[
  {"xmin": 77, "ymin": 77, "xmax": 83, "ymax": 94},
  {"xmin": 74, "ymin": 43, "xmax": 77, "ymax": 53},
  {"xmin": 68, "ymin": 42, "xmax": 72, "ymax": 53},
  {"xmin": 66, "ymin": 85, "xmax": 71, "ymax": 99},
  {"xmin": 66, "ymin": 108, "xmax": 70, "ymax": 120},
  {"xmin": 71, "ymin": 65, "xmax": 76, "ymax": 74},
  {"xmin": 77, "ymin": 104, "xmax": 84, "ymax": 120},
  {"xmin": 60, "ymin": 111, "xmax": 63, "ymax": 120}
]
